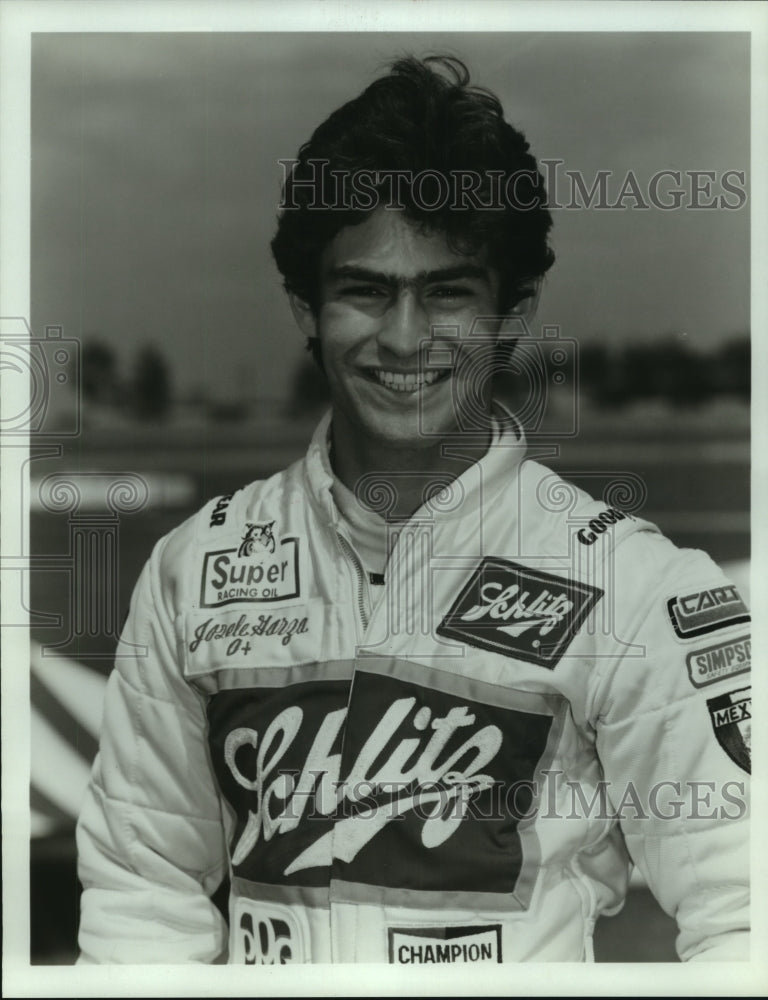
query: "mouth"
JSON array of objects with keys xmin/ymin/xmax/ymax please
[{"xmin": 364, "ymin": 367, "xmax": 452, "ymax": 393}]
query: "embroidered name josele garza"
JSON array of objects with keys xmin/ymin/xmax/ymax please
[{"xmin": 77, "ymin": 412, "xmax": 751, "ymax": 965}]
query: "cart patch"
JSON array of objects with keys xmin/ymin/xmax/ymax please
[{"xmin": 667, "ymin": 586, "xmax": 749, "ymax": 640}]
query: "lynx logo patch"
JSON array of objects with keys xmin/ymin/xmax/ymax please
[
  {"xmin": 238, "ymin": 521, "xmax": 276, "ymax": 558},
  {"xmin": 437, "ymin": 558, "xmax": 602, "ymax": 668}
]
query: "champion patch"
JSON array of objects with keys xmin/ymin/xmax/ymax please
[
  {"xmin": 686, "ymin": 635, "xmax": 751, "ymax": 688},
  {"xmin": 667, "ymin": 585, "xmax": 749, "ymax": 640},
  {"xmin": 388, "ymin": 925, "xmax": 502, "ymax": 964},
  {"xmin": 707, "ymin": 687, "xmax": 751, "ymax": 774},
  {"xmin": 437, "ymin": 558, "xmax": 602, "ymax": 668}
]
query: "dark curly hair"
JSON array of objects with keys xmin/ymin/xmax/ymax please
[{"xmin": 271, "ymin": 55, "xmax": 555, "ymax": 317}]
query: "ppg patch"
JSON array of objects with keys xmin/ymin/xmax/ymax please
[
  {"xmin": 388, "ymin": 925, "xmax": 502, "ymax": 964},
  {"xmin": 437, "ymin": 558, "xmax": 602, "ymax": 668},
  {"xmin": 667, "ymin": 585, "xmax": 749, "ymax": 640},
  {"xmin": 707, "ymin": 687, "xmax": 751, "ymax": 774},
  {"xmin": 231, "ymin": 897, "xmax": 307, "ymax": 964}
]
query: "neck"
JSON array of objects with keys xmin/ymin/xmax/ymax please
[{"xmin": 330, "ymin": 420, "xmax": 492, "ymax": 521}]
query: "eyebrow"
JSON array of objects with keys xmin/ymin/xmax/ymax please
[{"xmin": 325, "ymin": 264, "xmax": 491, "ymax": 287}]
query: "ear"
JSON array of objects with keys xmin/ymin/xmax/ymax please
[
  {"xmin": 508, "ymin": 279, "xmax": 542, "ymax": 324},
  {"xmin": 288, "ymin": 292, "xmax": 318, "ymax": 341}
]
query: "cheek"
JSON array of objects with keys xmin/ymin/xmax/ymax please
[
  {"xmin": 318, "ymin": 306, "xmax": 380, "ymax": 362},
  {"xmin": 452, "ymin": 343, "xmax": 500, "ymax": 393}
]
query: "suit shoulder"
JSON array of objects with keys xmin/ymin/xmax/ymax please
[
  {"xmin": 156, "ymin": 463, "xmax": 305, "ymax": 600},
  {"xmin": 516, "ymin": 458, "xmax": 657, "ymax": 559}
]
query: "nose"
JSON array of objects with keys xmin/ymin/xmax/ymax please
[{"xmin": 376, "ymin": 289, "xmax": 430, "ymax": 361}]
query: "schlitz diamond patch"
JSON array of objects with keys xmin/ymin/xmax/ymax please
[
  {"xmin": 437, "ymin": 558, "xmax": 603, "ymax": 668},
  {"xmin": 707, "ymin": 687, "xmax": 751, "ymax": 774}
]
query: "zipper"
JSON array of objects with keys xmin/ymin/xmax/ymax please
[{"xmin": 336, "ymin": 532, "xmax": 369, "ymax": 633}]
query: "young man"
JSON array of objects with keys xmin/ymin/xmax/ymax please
[{"xmin": 77, "ymin": 56, "xmax": 750, "ymax": 964}]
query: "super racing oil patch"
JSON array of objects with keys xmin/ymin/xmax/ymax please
[
  {"xmin": 707, "ymin": 686, "xmax": 751, "ymax": 774},
  {"xmin": 200, "ymin": 520, "xmax": 300, "ymax": 607},
  {"xmin": 388, "ymin": 924, "xmax": 502, "ymax": 964},
  {"xmin": 437, "ymin": 557, "xmax": 602, "ymax": 668},
  {"xmin": 667, "ymin": 585, "xmax": 749, "ymax": 640}
]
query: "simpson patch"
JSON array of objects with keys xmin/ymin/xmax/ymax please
[
  {"xmin": 437, "ymin": 557, "xmax": 602, "ymax": 668},
  {"xmin": 685, "ymin": 635, "xmax": 751, "ymax": 688}
]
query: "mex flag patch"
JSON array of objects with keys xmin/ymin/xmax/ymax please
[{"xmin": 707, "ymin": 687, "xmax": 751, "ymax": 774}]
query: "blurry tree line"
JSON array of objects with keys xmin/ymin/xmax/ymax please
[
  {"xmin": 288, "ymin": 333, "xmax": 750, "ymax": 416},
  {"xmin": 80, "ymin": 341, "xmax": 171, "ymax": 419},
  {"xmin": 79, "ymin": 333, "xmax": 749, "ymax": 423},
  {"xmin": 577, "ymin": 335, "xmax": 749, "ymax": 408}
]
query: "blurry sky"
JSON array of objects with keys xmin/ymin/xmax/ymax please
[{"xmin": 31, "ymin": 31, "xmax": 750, "ymax": 403}]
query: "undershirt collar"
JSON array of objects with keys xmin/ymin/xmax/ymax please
[{"xmin": 329, "ymin": 413, "xmax": 515, "ymax": 581}]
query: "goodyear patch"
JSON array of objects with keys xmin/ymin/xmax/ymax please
[{"xmin": 209, "ymin": 492, "xmax": 234, "ymax": 528}]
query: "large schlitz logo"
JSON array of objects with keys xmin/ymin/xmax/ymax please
[
  {"xmin": 200, "ymin": 522, "xmax": 299, "ymax": 607},
  {"xmin": 437, "ymin": 558, "xmax": 603, "ymax": 668},
  {"xmin": 667, "ymin": 585, "xmax": 749, "ymax": 640},
  {"xmin": 707, "ymin": 687, "xmax": 751, "ymax": 774},
  {"xmin": 207, "ymin": 670, "xmax": 556, "ymax": 896}
]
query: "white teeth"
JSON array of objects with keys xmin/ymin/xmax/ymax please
[{"xmin": 370, "ymin": 369, "xmax": 448, "ymax": 392}]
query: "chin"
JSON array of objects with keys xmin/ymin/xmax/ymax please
[{"xmin": 365, "ymin": 415, "xmax": 464, "ymax": 451}]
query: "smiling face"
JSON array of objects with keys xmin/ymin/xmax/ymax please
[{"xmin": 290, "ymin": 209, "xmax": 504, "ymax": 465}]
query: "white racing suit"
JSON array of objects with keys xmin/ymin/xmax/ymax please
[{"xmin": 76, "ymin": 413, "xmax": 750, "ymax": 963}]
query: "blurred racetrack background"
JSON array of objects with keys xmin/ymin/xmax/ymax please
[{"xmin": 19, "ymin": 29, "xmax": 749, "ymax": 964}]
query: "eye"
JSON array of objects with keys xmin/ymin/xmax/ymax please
[
  {"xmin": 340, "ymin": 284, "xmax": 387, "ymax": 299},
  {"xmin": 428, "ymin": 285, "xmax": 474, "ymax": 300}
]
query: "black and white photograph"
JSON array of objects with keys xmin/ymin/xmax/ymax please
[{"xmin": 1, "ymin": 1, "xmax": 765, "ymax": 995}]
